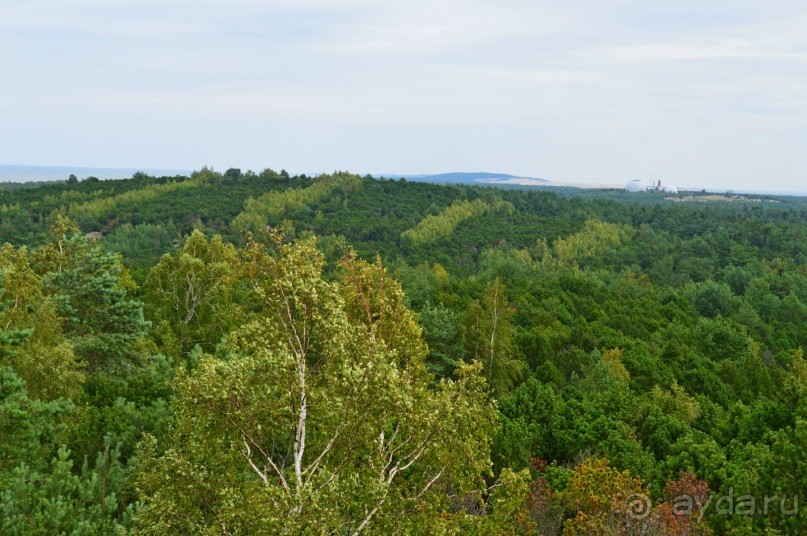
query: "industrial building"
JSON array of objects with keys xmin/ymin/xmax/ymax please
[{"xmin": 625, "ymin": 179, "xmax": 678, "ymax": 194}]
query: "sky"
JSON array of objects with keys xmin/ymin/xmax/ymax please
[{"xmin": 1, "ymin": 0, "xmax": 806, "ymax": 191}]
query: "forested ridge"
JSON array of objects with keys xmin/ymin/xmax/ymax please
[{"xmin": 2, "ymin": 168, "xmax": 807, "ymax": 534}]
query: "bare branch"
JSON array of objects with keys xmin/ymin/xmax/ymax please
[
  {"xmin": 305, "ymin": 425, "xmax": 341, "ymax": 479},
  {"xmin": 353, "ymin": 490, "xmax": 389, "ymax": 535},
  {"xmin": 208, "ymin": 399, "xmax": 289, "ymax": 489},
  {"xmin": 415, "ymin": 469, "xmax": 444, "ymax": 501},
  {"xmin": 242, "ymin": 436, "xmax": 268, "ymax": 484}
]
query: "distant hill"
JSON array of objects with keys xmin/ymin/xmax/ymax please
[{"xmin": 375, "ymin": 172, "xmax": 548, "ymax": 185}]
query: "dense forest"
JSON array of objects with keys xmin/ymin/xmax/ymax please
[{"xmin": 2, "ymin": 168, "xmax": 807, "ymax": 534}]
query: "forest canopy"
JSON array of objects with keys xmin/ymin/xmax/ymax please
[{"xmin": 2, "ymin": 169, "xmax": 807, "ymax": 534}]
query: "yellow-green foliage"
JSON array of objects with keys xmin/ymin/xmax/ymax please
[
  {"xmin": 42, "ymin": 189, "xmax": 101, "ymax": 207},
  {"xmin": 549, "ymin": 219, "xmax": 633, "ymax": 267},
  {"xmin": 602, "ymin": 348, "xmax": 630, "ymax": 383},
  {"xmin": 66, "ymin": 180, "xmax": 198, "ymax": 222},
  {"xmin": 649, "ymin": 381, "xmax": 701, "ymax": 423},
  {"xmin": 403, "ymin": 199, "xmax": 509, "ymax": 246},
  {"xmin": 0, "ymin": 244, "xmax": 85, "ymax": 400},
  {"xmin": 231, "ymin": 173, "xmax": 363, "ymax": 236},
  {"xmin": 1, "ymin": 203, "xmax": 23, "ymax": 215}
]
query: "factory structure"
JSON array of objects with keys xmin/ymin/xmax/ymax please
[{"xmin": 625, "ymin": 178, "xmax": 678, "ymax": 194}]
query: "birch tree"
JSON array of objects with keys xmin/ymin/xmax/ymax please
[
  {"xmin": 135, "ymin": 236, "xmax": 497, "ymax": 534},
  {"xmin": 463, "ymin": 278, "xmax": 525, "ymax": 396},
  {"xmin": 145, "ymin": 230, "xmax": 243, "ymax": 358}
]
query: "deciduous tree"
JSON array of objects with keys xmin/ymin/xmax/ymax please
[{"xmin": 135, "ymin": 237, "xmax": 497, "ymax": 534}]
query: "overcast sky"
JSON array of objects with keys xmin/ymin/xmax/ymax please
[{"xmin": 2, "ymin": 1, "xmax": 806, "ymax": 191}]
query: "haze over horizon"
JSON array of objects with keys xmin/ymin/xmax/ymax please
[{"xmin": 2, "ymin": 1, "xmax": 805, "ymax": 192}]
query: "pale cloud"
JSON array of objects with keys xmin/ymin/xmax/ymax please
[
  {"xmin": 603, "ymin": 40, "xmax": 807, "ymax": 61},
  {"xmin": 1, "ymin": 1, "xmax": 806, "ymax": 191}
]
